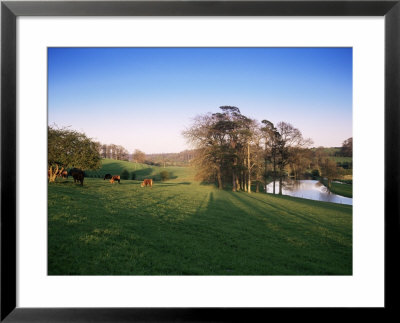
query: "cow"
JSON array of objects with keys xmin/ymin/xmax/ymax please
[
  {"xmin": 61, "ymin": 170, "xmax": 68, "ymax": 179},
  {"xmin": 140, "ymin": 179, "xmax": 153, "ymax": 188},
  {"xmin": 110, "ymin": 175, "xmax": 120, "ymax": 184},
  {"xmin": 104, "ymin": 174, "xmax": 112, "ymax": 180},
  {"xmin": 69, "ymin": 168, "xmax": 84, "ymax": 186}
]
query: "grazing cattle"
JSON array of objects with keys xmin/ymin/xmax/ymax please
[
  {"xmin": 140, "ymin": 179, "xmax": 153, "ymax": 188},
  {"xmin": 110, "ymin": 175, "xmax": 120, "ymax": 184},
  {"xmin": 104, "ymin": 174, "xmax": 112, "ymax": 180},
  {"xmin": 69, "ymin": 168, "xmax": 84, "ymax": 186},
  {"xmin": 61, "ymin": 170, "xmax": 68, "ymax": 179}
]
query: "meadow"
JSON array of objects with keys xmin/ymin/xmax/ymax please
[{"xmin": 48, "ymin": 160, "xmax": 352, "ymax": 275}]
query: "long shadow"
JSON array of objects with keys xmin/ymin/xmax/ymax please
[
  {"xmin": 193, "ymin": 192, "xmax": 212, "ymax": 217},
  {"xmin": 227, "ymin": 195, "xmax": 352, "ymax": 260},
  {"xmin": 167, "ymin": 172, "xmax": 178, "ymax": 180},
  {"xmin": 227, "ymin": 191, "xmax": 352, "ymax": 242},
  {"xmin": 133, "ymin": 168, "xmax": 154, "ymax": 177},
  {"xmin": 157, "ymin": 182, "xmax": 191, "ymax": 186}
]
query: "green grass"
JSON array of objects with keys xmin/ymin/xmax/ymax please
[
  {"xmin": 330, "ymin": 156, "xmax": 352, "ymax": 163},
  {"xmin": 48, "ymin": 162, "xmax": 352, "ymax": 275},
  {"xmin": 321, "ymin": 179, "xmax": 353, "ymax": 198}
]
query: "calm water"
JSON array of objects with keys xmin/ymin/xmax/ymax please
[{"xmin": 266, "ymin": 180, "xmax": 352, "ymax": 205}]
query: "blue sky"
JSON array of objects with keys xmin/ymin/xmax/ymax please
[{"xmin": 48, "ymin": 47, "xmax": 352, "ymax": 154}]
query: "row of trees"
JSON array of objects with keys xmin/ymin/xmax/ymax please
[
  {"xmin": 183, "ymin": 106, "xmax": 348, "ymax": 194},
  {"xmin": 145, "ymin": 150, "xmax": 196, "ymax": 167},
  {"xmin": 99, "ymin": 144, "xmax": 129, "ymax": 161}
]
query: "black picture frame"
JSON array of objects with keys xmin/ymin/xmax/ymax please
[{"xmin": 1, "ymin": 0, "xmax": 399, "ymax": 321}]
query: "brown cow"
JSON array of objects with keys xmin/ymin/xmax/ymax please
[
  {"xmin": 140, "ymin": 179, "xmax": 153, "ymax": 187},
  {"xmin": 69, "ymin": 168, "xmax": 84, "ymax": 186},
  {"xmin": 109, "ymin": 175, "xmax": 120, "ymax": 184},
  {"xmin": 61, "ymin": 170, "xmax": 68, "ymax": 179}
]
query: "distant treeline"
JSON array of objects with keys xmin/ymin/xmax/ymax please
[
  {"xmin": 145, "ymin": 150, "xmax": 196, "ymax": 167},
  {"xmin": 311, "ymin": 138, "xmax": 352, "ymax": 158},
  {"xmin": 98, "ymin": 144, "xmax": 130, "ymax": 161},
  {"xmin": 96, "ymin": 143, "xmax": 197, "ymax": 167}
]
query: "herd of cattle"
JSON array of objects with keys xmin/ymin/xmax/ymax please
[{"xmin": 49, "ymin": 168, "xmax": 153, "ymax": 187}]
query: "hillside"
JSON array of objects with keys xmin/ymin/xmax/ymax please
[
  {"xmin": 48, "ymin": 162, "xmax": 352, "ymax": 275},
  {"xmin": 84, "ymin": 158, "xmax": 194, "ymax": 181}
]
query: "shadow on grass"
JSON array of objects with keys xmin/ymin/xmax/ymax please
[
  {"xmin": 157, "ymin": 182, "xmax": 191, "ymax": 186},
  {"xmin": 133, "ymin": 168, "xmax": 154, "ymax": 178},
  {"xmin": 226, "ymin": 191, "xmax": 352, "ymax": 244}
]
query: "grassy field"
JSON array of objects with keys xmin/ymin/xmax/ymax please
[
  {"xmin": 48, "ymin": 161, "xmax": 352, "ymax": 275},
  {"xmin": 330, "ymin": 156, "xmax": 352, "ymax": 164},
  {"xmin": 321, "ymin": 179, "xmax": 353, "ymax": 198}
]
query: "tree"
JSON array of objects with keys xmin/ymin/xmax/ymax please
[
  {"xmin": 261, "ymin": 120, "xmax": 280, "ymax": 194},
  {"xmin": 212, "ymin": 106, "xmax": 255, "ymax": 192},
  {"xmin": 132, "ymin": 149, "xmax": 146, "ymax": 164},
  {"xmin": 183, "ymin": 106, "xmax": 259, "ymax": 191},
  {"xmin": 320, "ymin": 158, "xmax": 340, "ymax": 189},
  {"xmin": 288, "ymin": 147, "xmax": 312, "ymax": 180},
  {"xmin": 341, "ymin": 137, "xmax": 352, "ymax": 157},
  {"xmin": 48, "ymin": 126, "xmax": 101, "ymax": 182},
  {"xmin": 100, "ymin": 144, "xmax": 107, "ymax": 158},
  {"xmin": 120, "ymin": 169, "xmax": 130, "ymax": 180},
  {"xmin": 183, "ymin": 113, "xmax": 227, "ymax": 189},
  {"xmin": 160, "ymin": 170, "xmax": 169, "ymax": 181},
  {"xmin": 275, "ymin": 122, "xmax": 312, "ymax": 194}
]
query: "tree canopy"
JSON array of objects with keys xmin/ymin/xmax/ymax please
[
  {"xmin": 183, "ymin": 107, "xmax": 317, "ymax": 194},
  {"xmin": 341, "ymin": 137, "xmax": 353, "ymax": 157},
  {"xmin": 48, "ymin": 126, "xmax": 101, "ymax": 172}
]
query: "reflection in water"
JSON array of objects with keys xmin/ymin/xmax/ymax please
[{"xmin": 266, "ymin": 180, "xmax": 352, "ymax": 205}]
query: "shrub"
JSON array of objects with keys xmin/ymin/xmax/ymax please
[
  {"xmin": 120, "ymin": 169, "xmax": 130, "ymax": 180},
  {"xmin": 131, "ymin": 172, "xmax": 136, "ymax": 180},
  {"xmin": 311, "ymin": 169, "xmax": 320, "ymax": 179},
  {"xmin": 160, "ymin": 170, "xmax": 169, "ymax": 181}
]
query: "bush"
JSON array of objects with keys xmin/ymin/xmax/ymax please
[
  {"xmin": 120, "ymin": 169, "xmax": 130, "ymax": 180},
  {"xmin": 160, "ymin": 170, "xmax": 169, "ymax": 181},
  {"xmin": 131, "ymin": 172, "xmax": 136, "ymax": 180},
  {"xmin": 311, "ymin": 169, "xmax": 320, "ymax": 179}
]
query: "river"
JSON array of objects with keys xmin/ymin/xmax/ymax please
[{"xmin": 265, "ymin": 179, "xmax": 352, "ymax": 205}]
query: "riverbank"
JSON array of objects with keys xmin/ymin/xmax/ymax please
[{"xmin": 321, "ymin": 179, "xmax": 353, "ymax": 198}]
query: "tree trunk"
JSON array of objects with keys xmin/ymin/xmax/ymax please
[
  {"xmin": 279, "ymin": 173, "xmax": 283, "ymax": 195},
  {"xmin": 272, "ymin": 156, "xmax": 276, "ymax": 194},
  {"xmin": 49, "ymin": 165, "xmax": 58, "ymax": 182},
  {"xmin": 256, "ymin": 181, "xmax": 259, "ymax": 193},
  {"xmin": 217, "ymin": 168, "xmax": 223, "ymax": 189},
  {"xmin": 247, "ymin": 142, "xmax": 251, "ymax": 193}
]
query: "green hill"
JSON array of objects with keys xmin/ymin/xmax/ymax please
[
  {"xmin": 84, "ymin": 158, "xmax": 195, "ymax": 181},
  {"xmin": 48, "ymin": 167, "xmax": 352, "ymax": 275}
]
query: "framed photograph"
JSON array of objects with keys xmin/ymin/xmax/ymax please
[{"xmin": 1, "ymin": 0, "xmax": 399, "ymax": 321}]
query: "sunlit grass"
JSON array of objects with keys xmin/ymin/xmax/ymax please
[
  {"xmin": 48, "ymin": 164, "xmax": 352, "ymax": 275},
  {"xmin": 321, "ymin": 179, "xmax": 353, "ymax": 198}
]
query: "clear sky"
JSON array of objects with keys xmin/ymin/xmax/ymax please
[{"xmin": 48, "ymin": 47, "xmax": 352, "ymax": 154}]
